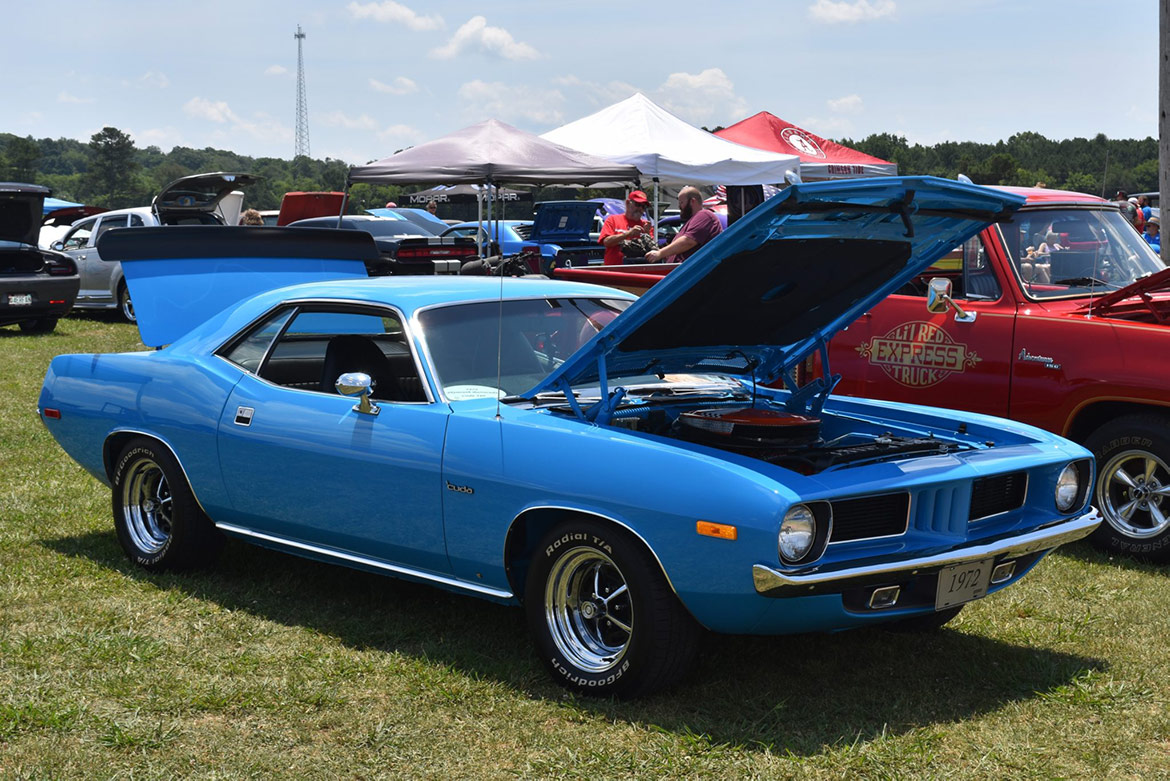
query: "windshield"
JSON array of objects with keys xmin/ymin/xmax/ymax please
[
  {"xmin": 419, "ymin": 297, "xmax": 631, "ymax": 399},
  {"xmin": 999, "ymin": 207, "xmax": 1166, "ymax": 299}
]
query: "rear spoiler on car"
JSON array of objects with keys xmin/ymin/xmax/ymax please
[{"xmin": 97, "ymin": 226, "xmax": 377, "ymax": 347}]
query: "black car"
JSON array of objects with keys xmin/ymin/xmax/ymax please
[
  {"xmin": 289, "ymin": 215, "xmax": 478, "ymax": 275},
  {"xmin": 0, "ymin": 183, "xmax": 79, "ymax": 333}
]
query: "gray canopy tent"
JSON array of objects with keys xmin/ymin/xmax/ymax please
[{"xmin": 346, "ymin": 119, "xmax": 641, "ymax": 254}]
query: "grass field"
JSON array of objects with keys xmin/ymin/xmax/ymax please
[{"xmin": 2, "ymin": 315, "xmax": 1168, "ymax": 779}]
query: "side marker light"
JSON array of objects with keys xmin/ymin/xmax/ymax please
[{"xmin": 696, "ymin": 521, "xmax": 737, "ymax": 541}]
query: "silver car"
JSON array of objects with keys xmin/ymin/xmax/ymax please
[{"xmin": 54, "ymin": 173, "xmax": 258, "ymax": 321}]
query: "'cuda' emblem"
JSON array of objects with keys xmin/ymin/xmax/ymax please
[
  {"xmin": 446, "ymin": 481, "xmax": 474, "ymax": 495},
  {"xmin": 857, "ymin": 321, "xmax": 981, "ymax": 388}
]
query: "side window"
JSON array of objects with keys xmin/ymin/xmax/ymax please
[
  {"xmin": 961, "ymin": 236, "xmax": 1001, "ymax": 300},
  {"xmin": 94, "ymin": 215, "xmax": 129, "ymax": 242},
  {"xmin": 129, "ymin": 214, "xmax": 145, "ymax": 227},
  {"xmin": 253, "ymin": 307, "xmax": 424, "ymax": 402},
  {"xmin": 219, "ymin": 307, "xmax": 296, "ymax": 372},
  {"xmin": 62, "ymin": 218, "xmax": 97, "ymax": 250}
]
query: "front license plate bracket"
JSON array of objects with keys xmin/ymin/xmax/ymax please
[{"xmin": 935, "ymin": 557, "xmax": 993, "ymax": 610}]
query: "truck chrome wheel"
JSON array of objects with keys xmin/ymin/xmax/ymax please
[
  {"xmin": 544, "ymin": 547, "xmax": 632, "ymax": 674},
  {"xmin": 1099, "ymin": 450, "xmax": 1170, "ymax": 539},
  {"xmin": 120, "ymin": 458, "xmax": 173, "ymax": 554}
]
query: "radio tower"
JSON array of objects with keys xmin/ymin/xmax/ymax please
[{"xmin": 294, "ymin": 25, "xmax": 310, "ymax": 158}]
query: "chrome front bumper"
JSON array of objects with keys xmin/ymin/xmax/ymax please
[{"xmin": 753, "ymin": 508, "xmax": 1101, "ymax": 598}]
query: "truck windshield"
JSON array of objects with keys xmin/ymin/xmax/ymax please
[{"xmin": 999, "ymin": 208, "xmax": 1166, "ymax": 299}]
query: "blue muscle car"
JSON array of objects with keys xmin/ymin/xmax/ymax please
[{"xmin": 38, "ymin": 178, "xmax": 1100, "ymax": 697}]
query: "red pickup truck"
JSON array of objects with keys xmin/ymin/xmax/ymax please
[
  {"xmin": 829, "ymin": 186, "xmax": 1170, "ymax": 561},
  {"xmin": 555, "ymin": 185, "xmax": 1170, "ymax": 562}
]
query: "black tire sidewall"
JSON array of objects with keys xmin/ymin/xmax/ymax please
[
  {"xmin": 526, "ymin": 521, "xmax": 659, "ymax": 696},
  {"xmin": 112, "ymin": 438, "xmax": 213, "ymax": 570},
  {"xmin": 1086, "ymin": 417, "xmax": 1170, "ymax": 561}
]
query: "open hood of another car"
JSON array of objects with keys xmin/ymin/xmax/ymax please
[
  {"xmin": 152, "ymin": 172, "xmax": 260, "ymax": 217},
  {"xmin": 0, "ymin": 182, "xmax": 49, "ymax": 245},
  {"xmin": 527, "ymin": 177, "xmax": 1025, "ymax": 397},
  {"xmin": 1075, "ymin": 266, "xmax": 1170, "ymax": 316},
  {"xmin": 530, "ymin": 200, "xmax": 601, "ymax": 244}
]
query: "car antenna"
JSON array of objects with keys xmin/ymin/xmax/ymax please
[{"xmin": 492, "ymin": 179, "xmax": 504, "ymax": 420}]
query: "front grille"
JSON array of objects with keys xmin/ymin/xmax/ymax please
[
  {"xmin": 969, "ymin": 472, "xmax": 1027, "ymax": 520},
  {"xmin": 830, "ymin": 493, "xmax": 910, "ymax": 543}
]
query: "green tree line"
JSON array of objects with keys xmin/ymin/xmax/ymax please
[{"xmin": 1, "ymin": 126, "xmax": 1160, "ymax": 214}]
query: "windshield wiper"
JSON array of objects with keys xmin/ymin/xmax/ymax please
[{"xmin": 1051, "ymin": 276, "xmax": 1114, "ymax": 288}]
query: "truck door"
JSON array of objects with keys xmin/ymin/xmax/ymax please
[{"xmin": 830, "ymin": 233, "xmax": 1016, "ymax": 418}]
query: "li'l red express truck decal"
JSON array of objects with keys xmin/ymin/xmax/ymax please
[{"xmin": 857, "ymin": 321, "xmax": 982, "ymax": 389}]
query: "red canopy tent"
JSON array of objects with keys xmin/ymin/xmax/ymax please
[{"xmin": 715, "ymin": 112, "xmax": 896, "ymax": 181}]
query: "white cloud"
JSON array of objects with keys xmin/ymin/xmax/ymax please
[
  {"xmin": 347, "ymin": 1, "xmax": 443, "ymax": 31},
  {"xmin": 457, "ymin": 80, "xmax": 563, "ymax": 125},
  {"xmin": 369, "ymin": 77, "xmax": 418, "ymax": 95},
  {"xmin": 553, "ymin": 75, "xmax": 639, "ymax": 107},
  {"xmin": 265, "ymin": 65, "xmax": 289, "ymax": 76},
  {"xmin": 431, "ymin": 16, "xmax": 540, "ymax": 61},
  {"xmin": 183, "ymin": 97, "xmax": 236, "ymax": 123},
  {"xmin": 808, "ymin": 0, "xmax": 895, "ymax": 23},
  {"xmin": 138, "ymin": 71, "xmax": 169, "ymax": 88},
  {"xmin": 133, "ymin": 127, "xmax": 183, "ymax": 148},
  {"xmin": 319, "ymin": 111, "xmax": 378, "ymax": 131},
  {"xmin": 828, "ymin": 94, "xmax": 864, "ymax": 114},
  {"xmin": 58, "ymin": 91, "xmax": 93, "ymax": 105},
  {"xmin": 655, "ymin": 68, "xmax": 748, "ymax": 126},
  {"xmin": 183, "ymin": 98, "xmax": 293, "ymax": 145},
  {"xmin": 377, "ymin": 124, "xmax": 424, "ymax": 143}
]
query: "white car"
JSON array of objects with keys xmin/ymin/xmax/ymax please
[{"xmin": 53, "ymin": 173, "xmax": 258, "ymax": 321}]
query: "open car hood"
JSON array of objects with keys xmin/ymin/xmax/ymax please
[
  {"xmin": 1075, "ymin": 266, "xmax": 1170, "ymax": 316},
  {"xmin": 527, "ymin": 177, "xmax": 1025, "ymax": 397},
  {"xmin": 152, "ymin": 172, "xmax": 260, "ymax": 216},
  {"xmin": 530, "ymin": 200, "xmax": 601, "ymax": 243},
  {"xmin": 0, "ymin": 182, "xmax": 49, "ymax": 245}
]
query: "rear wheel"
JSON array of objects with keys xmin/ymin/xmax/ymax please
[
  {"xmin": 112, "ymin": 438, "xmax": 222, "ymax": 570},
  {"xmin": 117, "ymin": 282, "xmax": 136, "ymax": 323},
  {"xmin": 526, "ymin": 520, "xmax": 698, "ymax": 698},
  {"xmin": 18, "ymin": 317, "xmax": 58, "ymax": 334},
  {"xmin": 1085, "ymin": 415, "xmax": 1170, "ymax": 563}
]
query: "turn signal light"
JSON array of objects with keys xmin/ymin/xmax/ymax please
[{"xmin": 696, "ymin": 521, "xmax": 737, "ymax": 541}]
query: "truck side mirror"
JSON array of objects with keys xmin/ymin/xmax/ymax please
[{"xmin": 926, "ymin": 278, "xmax": 977, "ymax": 323}]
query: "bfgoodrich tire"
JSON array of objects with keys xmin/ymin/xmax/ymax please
[
  {"xmin": 1085, "ymin": 415, "xmax": 1170, "ymax": 563},
  {"xmin": 112, "ymin": 438, "xmax": 222, "ymax": 571},
  {"xmin": 526, "ymin": 520, "xmax": 699, "ymax": 698}
]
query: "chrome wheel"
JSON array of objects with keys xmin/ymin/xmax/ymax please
[
  {"xmin": 1099, "ymin": 449, "xmax": 1170, "ymax": 539},
  {"xmin": 119, "ymin": 284, "xmax": 136, "ymax": 323},
  {"xmin": 544, "ymin": 547, "xmax": 633, "ymax": 674},
  {"xmin": 120, "ymin": 457, "xmax": 173, "ymax": 554}
]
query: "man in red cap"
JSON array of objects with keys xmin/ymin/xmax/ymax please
[{"xmin": 599, "ymin": 190, "xmax": 655, "ymax": 266}]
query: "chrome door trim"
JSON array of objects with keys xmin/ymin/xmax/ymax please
[{"xmin": 215, "ymin": 522, "xmax": 514, "ymax": 600}]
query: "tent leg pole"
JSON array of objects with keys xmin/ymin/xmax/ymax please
[
  {"xmin": 337, "ymin": 184, "xmax": 350, "ymax": 228},
  {"xmin": 653, "ymin": 178, "xmax": 659, "ymax": 236}
]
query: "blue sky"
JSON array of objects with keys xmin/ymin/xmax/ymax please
[{"xmin": 2, "ymin": 1, "xmax": 1158, "ymax": 165}]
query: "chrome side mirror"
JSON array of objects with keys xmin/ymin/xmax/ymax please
[
  {"xmin": 335, "ymin": 372, "xmax": 380, "ymax": 416},
  {"xmin": 926, "ymin": 278, "xmax": 976, "ymax": 323},
  {"xmin": 51, "ymin": 241, "xmax": 64, "ymax": 251}
]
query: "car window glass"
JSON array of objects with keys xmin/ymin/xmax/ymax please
[
  {"xmin": 129, "ymin": 214, "xmax": 145, "ymax": 227},
  {"xmin": 62, "ymin": 218, "xmax": 96, "ymax": 250},
  {"xmin": 256, "ymin": 307, "xmax": 424, "ymax": 402},
  {"xmin": 420, "ymin": 298, "xmax": 631, "ymax": 398},
  {"xmin": 94, "ymin": 215, "xmax": 129, "ymax": 241},
  {"xmin": 1000, "ymin": 208, "xmax": 1166, "ymax": 299},
  {"xmin": 220, "ymin": 307, "xmax": 296, "ymax": 372},
  {"xmin": 961, "ymin": 236, "xmax": 1000, "ymax": 300}
]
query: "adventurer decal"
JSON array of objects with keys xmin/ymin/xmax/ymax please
[{"xmin": 857, "ymin": 321, "xmax": 981, "ymax": 388}]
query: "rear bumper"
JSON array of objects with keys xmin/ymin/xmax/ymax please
[
  {"xmin": 752, "ymin": 509, "xmax": 1101, "ymax": 598},
  {"xmin": 0, "ymin": 276, "xmax": 79, "ymax": 324}
]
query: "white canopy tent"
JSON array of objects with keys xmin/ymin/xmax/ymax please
[{"xmin": 541, "ymin": 93, "xmax": 800, "ymax": 223}]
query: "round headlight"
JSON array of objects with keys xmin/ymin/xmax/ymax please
[
  {"xmin": 779, "ymin": 504, "xmax": 816, "ymax": 562},
  {"xmin": 1055, "ymin": 463, "xmax": 1081, "ymax": 512}
]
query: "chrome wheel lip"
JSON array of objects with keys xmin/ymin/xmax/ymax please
[
  {"xmin": 121, "ymin": 458, "xmax": 172, "ymax": 554},
  {"xmin": 1099, "ymin": 449, "xmax": 1170, "ymax": 539},
  {"xmin": 121, "ymin": 291, "xmax": 136, "ymax": 322},
  {"xmin": 544, "ymin": 546, "xmax": 632, "ymax": 674}
]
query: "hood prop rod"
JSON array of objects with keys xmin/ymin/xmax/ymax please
[{"xmin": 784, "ymin": 340, "xmax": 840, "ymax": 417}]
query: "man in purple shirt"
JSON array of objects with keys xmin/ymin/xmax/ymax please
[{"xmin": 645, "ymin": 186, "xmax": 723, "ymax": 263}]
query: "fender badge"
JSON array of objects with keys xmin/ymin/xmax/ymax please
[
  {"xmin": 1018, "ymin": 348, "xmax": 1062, "ymax": 370},
  {"xmin": 446, "ymin": 481, "xmax": 474, "ymax": 495}
]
